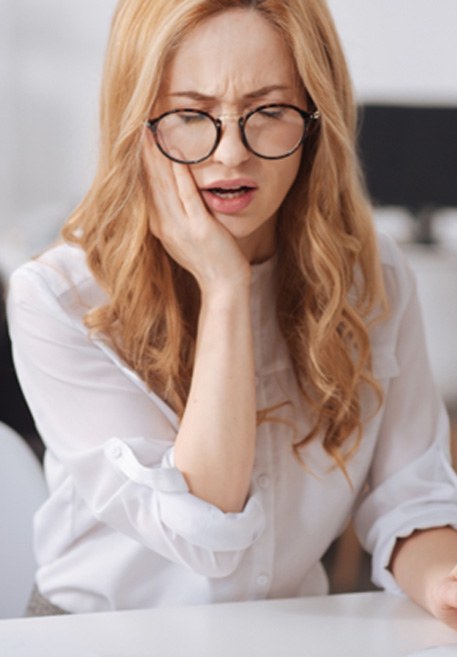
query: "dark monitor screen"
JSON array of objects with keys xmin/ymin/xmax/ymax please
[{"xmin": 357, "ymin": 105, "xmax": 457, "ymax": 211}]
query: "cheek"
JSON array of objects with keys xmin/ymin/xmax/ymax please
[{"xmin": 269, "ymin": 155, "xmax": 302, "ymax": 200}]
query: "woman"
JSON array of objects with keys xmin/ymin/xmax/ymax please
[{"xmin": 7, "ymin": 0, "xmax": 457, "ymax": 626}]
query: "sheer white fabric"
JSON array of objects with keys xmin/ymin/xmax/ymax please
[{"xmin": 7, "ymin": 232, "xmax": 457, "ymax": 613}]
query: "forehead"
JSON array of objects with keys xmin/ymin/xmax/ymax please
[{"xmin": 162, "ymin": 9, "xmax": 299, "ymax": 99}]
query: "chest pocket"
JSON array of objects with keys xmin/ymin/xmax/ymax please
[{"xmin": 371, "ymin": 347, "xmax": 400, "ymax": 381}]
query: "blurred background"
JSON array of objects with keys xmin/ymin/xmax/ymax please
[
  {"xmin": 330, "ymin": 0, "xmax": 457, "ymax": 413},
  {"xmin": 0, "ymin": 0, "xmax": 456, "ymax": 591}
]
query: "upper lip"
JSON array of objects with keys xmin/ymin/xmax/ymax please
[{"xmin": 201, "ymin": 178, "xmax": 258, "ymax": 191}]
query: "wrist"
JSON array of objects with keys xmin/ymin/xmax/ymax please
[{"xmin": 199, "ymin": 272, "xmax": 252, "ymax": 308}]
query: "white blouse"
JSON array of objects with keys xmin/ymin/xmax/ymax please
[{"xmin": 7, "ymin": 231, "xmax": 457, "ymax": 614}]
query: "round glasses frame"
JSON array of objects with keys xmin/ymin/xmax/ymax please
[{"xmin": 146, "ymin": 103, "xmax": 321, "ymax": 165}]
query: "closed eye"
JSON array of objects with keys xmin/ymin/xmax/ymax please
[
  {"xmin": 177, "ymin": 111, "xmax": 208, "ymax": 125},
  {"xmin": 256, "ymin": 106, "xmax": 286, "ymax": 119}
]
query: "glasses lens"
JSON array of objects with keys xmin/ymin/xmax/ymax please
[
  {"xmin": 154, "ymin": 111, "xmax": 217, "ymax": 163},
  {"xmin": 244, "ymin": 105, "xmax": 305, "ymax": 158}
]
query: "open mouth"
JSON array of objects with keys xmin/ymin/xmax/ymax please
[
  {"xmin": 208, "ymin": 186, "xmax": 255, "ymax": 199},
  {"xmin": 201, "ymin": 180, "xmax": 257, "ymax": 214}
]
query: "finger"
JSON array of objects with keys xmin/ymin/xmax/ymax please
[
  {"xmin": 144, "ymin": 137, "xmax": 207, "ymax": 223},
  {"xmin": 442, "ymin": 578, "xmax": 457, "ymax": 609},
  {"xmin": 143, "ymin": 132, "xmax": 185, "ymax": 234},
  {"xmin": 171, "ymin": 158, "xmax": 211, "ymax": 224},
  {"xmin": 143, "ymin": 131, "xmax": 176, "ymax": 197},
  {"xmin": 432, "ymin": 575, "xmax": 457, "ymax": 621}
]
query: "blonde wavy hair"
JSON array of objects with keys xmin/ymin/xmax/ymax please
[{"xmin": 62, "ymin": 0, "xmax": 387, "ymax": 472}]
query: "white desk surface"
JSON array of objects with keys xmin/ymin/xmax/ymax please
[{"xmin": 0, "ymin": 591, "xmax": 456, "ymax": 657}]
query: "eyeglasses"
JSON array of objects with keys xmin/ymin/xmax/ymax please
[{"xmin": 146, "ymin": 103, "xmax": 320, "ymax": 164}]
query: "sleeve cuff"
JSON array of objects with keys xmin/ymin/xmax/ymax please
[
  {"xmin": 371, "ymin": 514, "xmax": 457, "ymax": 594},
  {"xmin": 105, "ymin": 438, "xmax": 188, "ymax": 493},
  {"xmin": 355, "ymin": 445, "xmax": 457, "ymax": 593},
  {"xmin": 157, "ymin": 489, "xmax": 266, "ymax": 552},
  {"xmin": 158, "ymin": 445, "xmax": 266, "ymax": 551},
  {"xmin": 106, "ymin": 438, "xmax": 266, "ymax": 552}
]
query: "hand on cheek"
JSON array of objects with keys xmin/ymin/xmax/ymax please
[{"xmin": 142, "ymin": 131, "xmax": 250, "ymax": 292}]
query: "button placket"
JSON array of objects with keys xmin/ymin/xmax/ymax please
[
  {"xmin": 109, "ymin": 445, "xmax": 122, "ymax": 460},
  {"xmin": 257, "ymin": 473, "xmax": 271, "ymax": 489},
  {"xmin": 256, "ymin": 573, "xmax": 270, "ymax": 588},
  {"xmin": 251, "ymin": 450, "xmax": 274, "ymax": 598}
]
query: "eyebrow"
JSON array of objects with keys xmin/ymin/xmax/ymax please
[{"xmin": 167, "ymin": 85, "xmax": 291, "ymax": 101}]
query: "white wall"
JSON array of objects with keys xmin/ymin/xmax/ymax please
[
  {"xmin": 0, "ymin": 1, "xmax": 115, "ymax": 273},
  {"xmin": 328, "ymin": 0, "xmax": 457, "ymax": 106}
]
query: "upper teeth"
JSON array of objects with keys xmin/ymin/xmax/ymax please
[
  {"xmin": 213, "ymin": 187, "xmax": 244, "ymax": 193},
  {"xmin": 212, "ymin": 187, "xmax": 246, "ymax": 199}
]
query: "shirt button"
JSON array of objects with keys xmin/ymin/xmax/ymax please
[
  {"xmin": 256, "ymin": 574, "xmax": 270, "ymax": 588},
  {"xmin": 257, "ymin": 474, "xmax": 271, "ymax": 489},
  {"xmin": 109, "ymin": 445, "xmax": 122, "ymax": 460}
]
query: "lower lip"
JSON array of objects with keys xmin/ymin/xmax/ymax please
[{"xmin": 201, "ymin": 188, "xmax": 256, "ymax": 215}]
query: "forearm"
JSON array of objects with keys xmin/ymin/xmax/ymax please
[
  {"xmin": 174, "ymin": 282, "xmax": 257, "ymax": 513},
  {"xmin": 390, "ymin": 526, "xmax": 457, "ymax": 616}
]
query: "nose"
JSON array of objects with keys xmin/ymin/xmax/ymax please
[{"xmin": 212, "ymin": 116, "xmax": 250, "ymax": 167}]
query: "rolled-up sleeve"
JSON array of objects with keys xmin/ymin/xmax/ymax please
[
  {"xmin": 353, "ymin": 238, "xmax": 457, "ymax": 593},
  {"xmin": 7, "ymin": 264, "xmax": 265, "ymax": 578},
  {"xmin": 355, "ymin": 430, "xmax": 457, "ymax": 593}
]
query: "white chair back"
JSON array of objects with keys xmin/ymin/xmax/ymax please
[{"xmin": 0, "ymin": 422, "xmax": 47, "ymax": 618}]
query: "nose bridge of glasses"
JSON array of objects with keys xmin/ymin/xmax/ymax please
[
  {"xmin": 217, "ymin": 112, "xmax": 243, "ymax": 123},
  {"xmin": 212, "ymin": 112, "xmax": 248, "ymax": 152}
]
